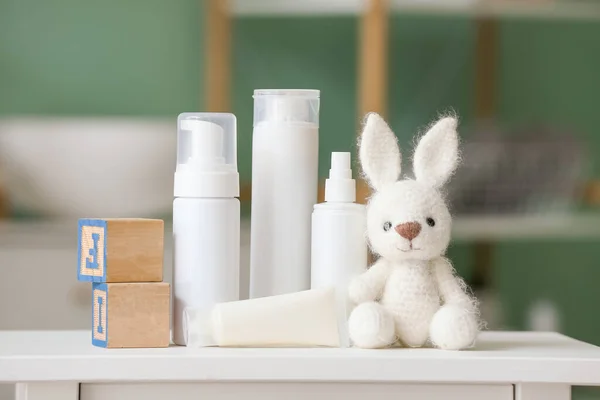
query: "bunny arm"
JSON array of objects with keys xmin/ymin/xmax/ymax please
[
  {"xmin": 432, "ymin": 257, "xmax": 476, "ymax": 312},
  {"xmin": 348, "ymin": 258, "xmax": 391, "ymax": 304}
]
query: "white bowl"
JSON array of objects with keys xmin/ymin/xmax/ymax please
[{"xmin": 0, "ymin": 117, "xmax": 176, "ymax": 218}]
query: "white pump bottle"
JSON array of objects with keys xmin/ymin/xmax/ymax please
[
  {"xmin": 310, "ymin": 152, "xmax": 367, "ymax": 347},
  {"xmin": 172, "ymin": 113, "xmax": 240, "ymax": 346},
  {"xmin": 250, "ymin": 90, "xmax": 320, "ymax": 298}
]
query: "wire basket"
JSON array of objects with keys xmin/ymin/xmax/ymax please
[{"xmin": 447, "ymin": 123, "xmax": 588, "ymax": 215}]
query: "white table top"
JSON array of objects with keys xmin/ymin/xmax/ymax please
[{"xmin": 1, "ymin": 330, "xmax": 600, "ymax": 385}]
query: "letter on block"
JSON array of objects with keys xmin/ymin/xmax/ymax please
[
  {"xmin": 92, "ymin": 282, "xmax": 170, "ymax": 348},
  {"xmin": 78, "ymin": 218, "xmax": 164, "ymax": 282}
]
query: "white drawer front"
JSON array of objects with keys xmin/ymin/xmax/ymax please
[{"xmin": 81, "ymin": 382, "xmax": 513, "ymax": 400}]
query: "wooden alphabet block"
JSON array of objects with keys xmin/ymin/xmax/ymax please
[
  {"xmin": 77, "ymin": 218, "xmax": 164, "ymax": 282},
  {"xmin": 92, "ymin": 282, "xmax": 170, "ymax": 348}
]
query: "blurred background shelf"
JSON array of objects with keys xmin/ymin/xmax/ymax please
[
  {"xmin": 3, "ymin": 213, "xmax": 599, "ymax": 246},
  {"xmin": 452, "ymin": 213, "xmax": 600, "ymax": 241},
  {"xmin": 230, "ymin": 0, "xmax": 600, "ymax": 20}
]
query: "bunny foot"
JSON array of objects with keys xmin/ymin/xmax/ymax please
[
  {"xmin": 430, "ymin": 304, "xmax": 478, "ymax": 350},
  {"xmin": 349, "ymin": 302, "xmax": 396, "ymax": 349}
]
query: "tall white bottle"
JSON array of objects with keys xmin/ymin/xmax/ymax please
[
  {"xmin": 311, "ymin": 152, "xmax": 367, "ymax": 346},
  {"xmin": 250, "ymin": 90, "xmax": 320, "ymax": 298},
  {"xmin": 172, "ymin": 113, "xmax": 240, "ymax": 346}
]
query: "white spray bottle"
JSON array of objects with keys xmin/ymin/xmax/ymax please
[
  {"xmin": 172, "ymin": 113, "xmax": 240, "ymax": 346},
  {"xmin": 250, "ymin": 90, "xmax": 320, "ymax": 298},
  {"xmin": 310, "ymin": 152, "xmax": 367, "ymax": 347}
]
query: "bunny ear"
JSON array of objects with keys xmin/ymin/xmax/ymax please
[
  {"xmin": 413, "ymin": 116, "xmax": 459, "ymax": 188},
  {"xmin": 358, "ymin": 113, "xmax": 401, "ymax": 191}
]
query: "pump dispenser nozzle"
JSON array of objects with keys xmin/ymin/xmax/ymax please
[
  {"xmin": 174, "ymin": 113, "xmax": 239, "ymax": 198},
  {"xmin": 324, "ymin": 152, "xmax": 356, "ymax": 203},
  {"xmin": 181, "ymin": 119, "xmax": 226, "ymax": 166}
]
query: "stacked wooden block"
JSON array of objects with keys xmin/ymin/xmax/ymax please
[{"xmin": 77, "ymin": 218, "xmax": 170, "ymax": 348}]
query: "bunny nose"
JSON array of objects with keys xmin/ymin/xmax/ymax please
[{"xmin": 395, "ymin": 222, "xmax": 421, "ymax": 240}]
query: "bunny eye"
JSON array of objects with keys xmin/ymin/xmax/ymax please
[
  {"xmin": 426, "ymin": 217, "xmax": 436, "ymax": 227},
  {"xmin": 383, "ymin": 221, "xmax": 393, "ymax": 231}
]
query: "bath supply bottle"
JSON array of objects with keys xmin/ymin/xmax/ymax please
[
  {"xmin": 172, "ymin": 113, "xmax": 240, "ymax": 346},
  {"xmin": 185, "ymin": 288, "xmax": 344, "ymax": 348},
  {"xmin": 250, "ymin": 90, "xmax": 320, "ymax": 298},
  {"xmin": 311, "ymin": 152, "xmax": 367, "ymax": 347}
]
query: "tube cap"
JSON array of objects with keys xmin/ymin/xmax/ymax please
[
  {"xmin": 174, "ymin": 113, "xmax": 239, "ymax": 198},
  {"xmin": 183, "ymin": 306, "xmax": 216, "ymax": 347},
  {"xmin": 325, "ymin": 152, "xmax": 356, "ymax": 203}
]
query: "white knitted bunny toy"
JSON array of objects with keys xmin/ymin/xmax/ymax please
[{"xmin": 348, "ymin": 113, "xmax": 480, "ymax": 350}]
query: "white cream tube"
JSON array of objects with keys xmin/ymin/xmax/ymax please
[{"xmin": 184, "ymin": 287, "xmax": 345, "ymax": 348}]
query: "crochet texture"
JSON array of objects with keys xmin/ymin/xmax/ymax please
[{"xmin": 348, "ymin": 113, "xmax": 480, "ymax": 350}]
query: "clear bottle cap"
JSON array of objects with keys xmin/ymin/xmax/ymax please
[
  {"xmin": 253, "ymin": 89, "xmax": 320, "ymax": 127},
  {"xmin": 174, "ymin": 113, "xmax": 239, "ymax": 198}
]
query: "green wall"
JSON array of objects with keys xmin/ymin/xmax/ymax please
[
  {"xmin": 2, "ymin": 1, "xmax": 600, "ymax": 351},
  {"xmin": 0, "ymin": 0, "xmax": 202, "ymax": 116},
  {"xmin": 3, "ymin": 2, "xmax": 600, "ymax": 176},
  {"xmin": 235, "ymin": 15, "xmax": 477, "ymax": 180},
  {"xmin": 233, "ymin": 16, "xmax": 358, "ymax": 182}
]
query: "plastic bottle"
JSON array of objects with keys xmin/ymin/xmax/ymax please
[
  {"xmin": 310, "ymin": 152, "xmax": 367, "ymax": 347},
  {"xmin": 250, "ymin": 89, "xmax": 320, "ymax": 298},
  {"xmin": 172, "ymin": 113, "xmax": 240, "ymax": 346},
  {"xmin": 184, "ymin": 287, "xmax": 345, "ymax": 348}
]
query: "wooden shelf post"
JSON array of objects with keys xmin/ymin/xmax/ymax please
[
  {"xmin": 205, "ymin": 0, "xmax": 231, "ymax": 112},
  {"xmin": 357, "ymin": 0, "xmax": 389, "ymax": 206},
  {"xmin": 358, "ymin": 0, "xmax": 389, "ymax": 120}
]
